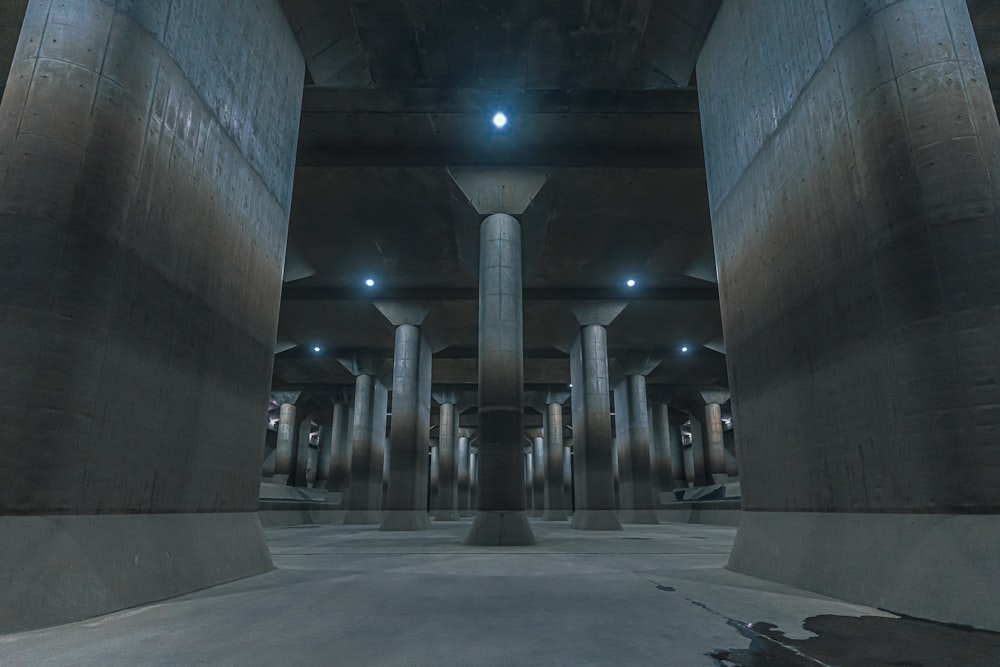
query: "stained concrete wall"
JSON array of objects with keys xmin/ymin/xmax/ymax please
[
  {"xmin": 699, "ymin": 0, "xmax": 1000, "ymax": 630},
  {"xmin": 0, "ymin": 0, "xmax": 303, "ymax": 631}
]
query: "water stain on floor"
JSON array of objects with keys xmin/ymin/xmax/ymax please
[{"xmin": 710, "ymin": 614, "xmax": 1000, "ymax": 667}]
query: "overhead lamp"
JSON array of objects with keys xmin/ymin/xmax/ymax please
[
  {"xmin": 625, "ymin": 278, "xmax": 636, "ymax": 288},
  {"xmin": 681, "ymin": 346, "xmax": 689, "ymax": 353},
  {"xmin": 364, "ymin": 277, "xmax": 375, "ymax": 287},
  {"xmin": 492, "ymin": 111, "xmax": 508, "ymax": 129},
  {"xmin": 313, "ymin": 346, "xmax": 322, "ymax": 353}
]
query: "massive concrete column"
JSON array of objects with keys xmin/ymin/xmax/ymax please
[
  {"xmin": 344, "ymin": 371, "xmax": 389, "ymax": 524},
  {"xmin": 435, "ymin": 398, "xmax": 460, "ymax": 520},
  {"xmin": 699, "ymin": 0, "xmax": 1000, "ymax": 629},
  {"xmin": 457, "ymin": 434, "xmax": 472, "ymax": 517},
  {"xmin": 274, "ymin": 403, "xmax": 297, "ymax": 480},
  {"xmin": 648, "ymin": 402, "xmax": 675, "ymax": 506},
  {"xmin": 568, "ymin": 304, "xmax": 627, "ymax": 530},
  {"xmin": 0, "ymin": 0, "xmax": 302, "ymax": 631},
  {"xmin": 542, "ymin": 399, "xmax": 568, "ymax": 521},
  {"xmin": 530, "ymin": 436, "xmax": 545, "ymax": 517},
  {"xmin": 614, "ymin": 373, "xmax": 658, "ymax": 524},
  {"xmin": 524, "ymin": 447, "xmax": 534, "ymax": 511},
  {"xmin": 466, "ymin": 213, "xmax": 534, "ymax": 545},
  {"xmin": 686, "ymin": 414, "xmax": 708, "ymax": 486},
  {"xmin": 381, "ymin": 319, "xmax": 433, "ymax": 531},
  {"xmin": 469, "ymin": 448, "xmax": 479, "ymax": 512}
]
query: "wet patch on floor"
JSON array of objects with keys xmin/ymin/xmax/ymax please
[{"xmin": 710, "ymin": 614, "xmax": 1000, "ymax": 666}]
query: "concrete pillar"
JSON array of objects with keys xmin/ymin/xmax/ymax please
[
  {"xmin": 381, "ymin": 323, "xmax": 433, "ymax": 531},
  {"xmin": 324, "ymin": 402, "xmax": 352, "ymax": 501},
  {"xmin": 542, "ymin": 402, "xmax": 568, "ymax": 520},
  {"xmin": 0, "ymin": 0, "xmax": 302, "ymax": 630},
  {"xmin": 648, "ymin": 402, "xmax": 675, "ymax": 506},
  {"xmin": 274, "ymin": 403, "xmax": 297, "ymax": 479},
  {"xmin": 531, "ymin": 436, "xmax": 545, "ymax": 517},
  {"xmin": 612, "ymin": 438, "xmax": 621, "ymax": 510},
  {"xmin": 344, "ymin": 373, "xmax": 388, "ymax": 524},
  {"xmin": 614, "ymin": 375, "xmax": 658, "ymax": 523},
  {"xmin": 524, "ymin": 448, "xmax": 534, "ymax": 511},
  {"xmin": 569, "ymin": 321, "xmax": 623, "ymax": 530},
  {"xmin": 686, "ymin": 415, "xmax": 707, "ymax": 486},
  {"xmin": 261, "ymin": 427, "xmax": 277, "ymax": 478},
  {"xmin": 457, "ymin": 435, "xmax": 472, "ymax": 517},
  {"xmin": 429, "ymin": 443, "xmax": 440, "ymax": 512},
  {"xmin": 469, "ymin": 448, "xmax": 479, "ymax": 511},
  {"xmin": 703, "ymin": 402, "xmax": 727, "ymax": 484},
  {"xmin": 563, "ymin": 445, "xmax": 573, "ymax": 512},
  {"xmin": 466, "ymin": 213, "xmax": 534, "ymax": 545},
  {"xmin": 698, "ymin": 1, "xmax": 1000, "ymax": 628},
  {"xmin": 668, "ymin": 411, "xmax": 687, "ymax": 489},
  {"xmin": 290, "ymin": 413, "xmax": 312, "ymax": 487},
  {"xmin": 435, "ymin": 401, "xmax": 460, "ymax": 520},
  {"xmin": 315, "ymin": 410, "xmax": 334, "ymax": 490}
]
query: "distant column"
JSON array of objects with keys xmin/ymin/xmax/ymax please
[
  {"xmin": 542, "ymin": 400, "xmax": 568, "ymax": 521},
  {"xmin": 531, "ymin": 436, "xmax": 545, "ymax": 517},
  {"xmin": 469, "ymin": 448, "xmax": 479, "ymax": 511},
  {"xmin": 563, "ymin": 445, "xmax": 573, "ymax": 512},
  {"xmin": 614, "ymin": 375, "xmax": 658, "ymax": 523},
  {"xmin": 648, "ymin": 402, "xmax": 675, "ymax": 506},
  {"xmin": 569, "ymin": 319, "xmax": 624, "ymax": 530},
  {"xmin": 274, "ymin": 403, "xmax": 296, "ymax": 482},
  {"xmin": 457, "ymin": 435, "xmax": 472, "ymax": 517},
  {"xmin": 324, "ymin": 402, "xmax": 352, "ymax": 501},
  {"xmin": 436, "ymin": 400, "xmax": 460, "ymax": 520},
  {"xmin": 429, "ymin": 442, "xmax": 440, "ymax": 512},
  {"xmin": 381, "ymin": 322, "xmax": 433, "ymax": 531},
  {"xmin": 344, "ymin": 373, "xmax": 388, "ymax": 524}
]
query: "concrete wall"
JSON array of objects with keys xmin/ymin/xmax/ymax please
[
  {"xmin": 699, "ymin": 0, "xmax": 1000, "ymax": 630},
  {"xmin": 0, "ymin": 0, "xmax": 303, "ymax": 631}
]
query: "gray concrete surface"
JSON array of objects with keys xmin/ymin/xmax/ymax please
[
  {"xmin": 4, "ymin": 519, "xmax": 966, "ymax": 667},
  {"xmin": 698, "ymin": 0, "xmax": 1000, "ymax": 628}
]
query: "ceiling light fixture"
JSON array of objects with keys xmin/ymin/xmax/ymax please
[
  {"xmin": 625, "ymin": 278, "xmax": 636, "ymax": 288},
  {"xmin": 681, "ymin": 346, "xmax": 689, "ymax": 353},
  {"xmin": 492, "ymin": 111, "xmax": 508, "ymax": 129},
  {"xmin": 364, "ymin": 278, "xmax": 375, "ymax": 287},
  {"xmin": 313, "ymin": 346, "xmax": 322, "ymax": 353}
]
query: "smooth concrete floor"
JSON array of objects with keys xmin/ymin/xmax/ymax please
[{"xmin": 2, "ymin": 518, "xmax": 999, "ymax": 666}]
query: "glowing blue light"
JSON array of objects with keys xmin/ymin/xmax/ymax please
[
  {"xmin": 364, "ymin": 278, "xmax": 375, "ymax": 287},
  {"xmin": 313, "ymin": 346, "xmax": 321, "ymax": 353},
  {"xmin": 492, "ymin": 112, "xmax": 508, "ymax": 129},
  {"xmin": 626, "ymin": 278, "xmax": 636, "ymax": 287},
  {"xmin": 681, "ymin": 346, "xmax": 689, "ymax": 352}
]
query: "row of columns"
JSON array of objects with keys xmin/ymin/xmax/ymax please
[{"xmin": 265, "ymin": 212, "xmax": 734, "ymax": 544}]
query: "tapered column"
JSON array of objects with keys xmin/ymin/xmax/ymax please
[
  {"xmin": 381, "ymin": 323, "xmax": 433, "ymax": 531},
  {"xmin": 569, "ymin": 322, "xmax": 622, "ymax": 530},
  {"xmin": 542, "ymin": 401, "xmax": 568, "ymax": 520},
  {"xmin": 435, "ymin": 400, "xmax": 460, "ymax": 520},
  {"xmin": 614, "ymin": 375, "xmax": 658, "ymax": 523},
  {"xmin": 274, "ymin": 403, "xmax": 296, "ymax": 480},
  {"xmin": 648, "ymin": 402, "xmax": 675, "ymax": 506},
  {"xmin": 457, "ymin": 435, "xmax": 472, "ymax": 516},
  {"xmin": 344, "ymin": 373, "xmax": 388, "ymax": 524},
  {"xmin": 466, "ymin": 213, "xmax": 534, "ymax": 545}
]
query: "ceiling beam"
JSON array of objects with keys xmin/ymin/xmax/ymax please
[{"xmin": 280, "ymin": 285, "xmax": 719, "ymax": 301}]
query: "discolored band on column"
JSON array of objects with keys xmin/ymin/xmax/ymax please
[
  {"xmin": 569, "ymin": 324, "xmax": 622, "ymax": 530},
  {"xmin": 466, "ymin": 213, "xmax": 534, "ymax": 545},
  {"xmin": 381, "ymin": 324, "xmax": 433, "ymax": 530}
]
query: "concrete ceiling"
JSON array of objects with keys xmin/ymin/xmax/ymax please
[{"xmin": 272, "ymin": 0, "xmax": 725, "ymax": 416}]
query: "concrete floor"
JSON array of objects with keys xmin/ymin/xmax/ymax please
[{"xmin": 2, "ymin": 519, "xmax": 998, "ymax": 666}]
